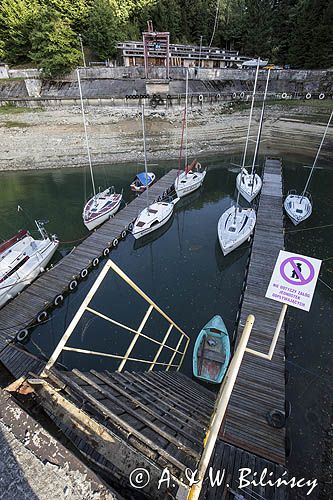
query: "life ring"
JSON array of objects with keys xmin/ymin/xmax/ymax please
[
  {"xmin": 112, "ymin": 238, "xmax": 118, "ymax": 247},
  {"xmin": 198, "ymin": 94, "xmax": 203, "ymax": 102},
  {"xmin": 16, "ymin": 328, "xmax": 30, "ymax": 343},
  {"xmin": 54, "ymin": 294, "xmax": 64, "ymax": 307},
  {"xmin": 37, "ymin": 310, "xmax": 48, "ymax": 323},
  {"xmin": 127, "ymin": 222, "xmax": 134, "ymax": 231},
  {"xmin": 92, "ymin": 257, "xmax": 99, "ymax": 267},
  {"xmin": 232, "ymin": 92, "xmax": 237, "ymax": 99},
  {"xmin": 69, "ymin": 279, "xmax": 78, "ymax": 291},
  {"xmin": 281, "ymin": 92, "xmax": 288, "ymax": 99},
  {"xmin": 121, "ymin": 230, "xmax": 127, "ymax": 239},
  {"xmin": 103, "ymin": 248, "xmax": 110, "ymax": 257},
  {"xmin": 80, "ymin": 268, "xmax": 88, "ymax": 279},
  {"xmin": 305, "ymin": 92, "xmax": 311, "ymax": 99},
  {"xmin": 319, "ymin": 93, "xmax": 325, "ymax": 100},
  {"xmin": 266, "ymin": 410, "xmax": 286, "ymax": 429},
  {"xmin": 240, "ymin": 91, "xmax": 245, "ymax": 99}
]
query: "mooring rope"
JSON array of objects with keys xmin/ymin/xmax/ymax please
[{"xmin": 285, "ymin": 223, "xmax": 333, "ymax": 234}]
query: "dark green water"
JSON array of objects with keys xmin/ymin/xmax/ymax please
[{"xmin": 0, "ymin": 154, "xmax": 332, "ymax": 497}]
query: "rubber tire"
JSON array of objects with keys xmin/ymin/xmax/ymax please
[
  {"xmin": 69, "ymin": 279, "xmax": 78, "ymax": 291},
  {"xmin": 127, "ymin": 222, "xmax": 134, "ymax": 231},
  {"xmin": 305, "ymin": 92, "xmax": 311, "ymax": 99},
  {"xmin": 112, "ymin": 238, "xmax": 119, "ymax": 247},
  {"xmin": 80, "ymin": 268, "xmax": 88, "ymax": 278},
  {"xmin": 37, "ymin": 311, "xmax": 48, "ymax": 323},
  {"xmin": 319, "ymin": 93, "xmax": 325, "ymax": 100},
  {"xmin": 266, "ymin": 410, "xmax": 286, "ymax": 429},
  {"xmin": 16, "ymin": 329, "xmax": 30, "ymax": 343},
  {"xmin": 103, "ymin": 248, "xmax": 110, "ymax": 257},
  {"xmin": 281, "ymin": 92, "xmax": 288, "ymax": 99},
  {"xmin": 54, "ymin": 294, "xmax": 64, "ymax": 307},
  {"xmin": 198, "ymin": 94, "xmax": 203, "ymax": 102},
  {"xmin": 92, "ymin": 258, "xmax": 99, "ymax": 267},
  {"xmin": 121, "ymin": 230, "xmax": 127, "ymax": 239}
]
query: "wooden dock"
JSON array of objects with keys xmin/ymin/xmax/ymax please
[
  {"xmin": 0, "ymin": 169, "xmax": 178, "ymax": 350},
  {"xmin": 221, "ymin": 158, "xmax": 286, "ymax": 465}
]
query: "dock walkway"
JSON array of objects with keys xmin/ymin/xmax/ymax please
[
  {"xmin": 221, "ymin": 158, "xmax": 286, "ymax": 465},
  {"xmin": 0, "ymin": 169, "xmax": 178, "ymax": 350}
]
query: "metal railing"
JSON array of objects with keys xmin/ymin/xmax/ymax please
[{"xmin": 41, "ymin": 259, "xmax": 190, "ymax": 376}]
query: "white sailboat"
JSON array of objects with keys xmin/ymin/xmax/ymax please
[
  {"xmin": 284, "ymin": 110, "xmax": 333, "ymax": 225},
  {"xmin": 175, "ymin": 69, "xmax": 206, "ymax": 198},
  {"xmin": 0, "ymin": 220, "xmax": 59, "ymax": 308},
  {"xmin": 218, "ymin": 63, "xmax": 262, "ymax": 255},
  {"xmin": 236, "ymin": 69, "xmax": 270, "ymax": 203},
  {"xmin": 77, "ymin": 69, "xmax": 122, "ymax": 231},
  {"xmin": 132, "ymin": 105, "xmax": 179, "ymax": 240}
]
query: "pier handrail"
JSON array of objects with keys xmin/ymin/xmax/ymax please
[{"xmin": 41, "ymin": 259, "xmax": 190, "ymax": 376}]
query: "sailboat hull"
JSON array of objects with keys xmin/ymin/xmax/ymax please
[
  {"xmin": 83, "ymin": 189, "xmax": 122, "ymax": 231},
  {"xmin": 284, "ymin": 194, "xmax": 312, "ymax": 225},
  {"xmin": 217, "ymin": 206, "xmax": 256, "ymax": 256},
  {"xmin": 236, "ymin": 171, "xmax": 262, "ymax": 203},
  {"xmin": 175, "ymin": 170, "xmax": 206, "ymax": 198},
  {"xmin": 132, "ymin": 200, "xmax": 178, "ymax": 240}
]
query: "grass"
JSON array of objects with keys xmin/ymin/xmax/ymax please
[
  {"xmin": 227, "ymin": 98, "xmax": 333, "ymax": 115},
  {"xmin": 1, "ymin": 120, "xmax": 31, "ymax": 128},
  {"xmin": 0, "ymin": 104, "xmax": 43, "ymax": 115}
]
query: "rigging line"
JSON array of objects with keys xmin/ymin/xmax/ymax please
[
  {"xmin": 286, "ymin": 359, "xmax": 333, "ymax": 383},
  {"xmin": 250, "ymin": 69, "xmax": 270, "ymax": 178},
  {"xmin": 235, "ymin": 486, "xmax": 267, "ymax": 500},
  {"xmin": 318, "ymin": 277, "xmax": 333, "ymax": 292},
  {"xmin": 285, "ymin": 223, "xmax": 333, "ymax": 233},
  {"xmin": 209, "ymin": 0, "xmax": 220, "ymax": 48}
]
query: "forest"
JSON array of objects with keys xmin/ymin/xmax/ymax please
[{"xmin": 0, "ymin": 0, "xmax": 332, "ymax": 77}]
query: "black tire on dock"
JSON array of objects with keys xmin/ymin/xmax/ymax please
[
  {"xmin": 266, "ymin": 409, "xmax": 286, "ymax": 429},
  {"xmin": 16, "ymin": 329, "xmax": 30, "ymax": 344},
  {"xmin": 80, "ymin": 268, "xmax": 88, "ymax": 278},
  {"xmin": 121, "ymin": 230, "xmax": 127, "ymax": 239},
  {"xmin": 103, "ymin": 248, "xmax": 110, "ymax": 257},
  {"xmin": 69, "ymin": 279, "xmax": 78, "ymax": 291},
  {"xmin": 37, "ymin": 311, "xmax": 48, "ymax": 323},
  {"xmin": 92, "ymin": 257, "xmax": 99, "ymax": 267},
  {"xmin": 54, "ymin": 294, "xmax": 64, "ymax": 307},
  {"xmin": 127, "ymin": 222, "xmax": 134, "ymax": 231},
  {"xmin": 112, "ymin": 238, "xmax": 119, "ymax": 247}
]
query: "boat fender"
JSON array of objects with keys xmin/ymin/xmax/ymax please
[
  {"xmin": 240, "ymin": 91, "xmax": 245, "ymax": 99},
  {"xmin": 163, "ymin": 190, "xmax": 168, "ymax": 198},
  {"xmin": 54, "ymin": 294, "xmax": 64, "ymax": 307},
  {"xmin": 127, "ymin": 222, "xmax": 134, "ymax": 231},
  {"xmin": 103, "ymin": 248, "xmax": 110, "ymax": 257},
  {"xmin": 80, "ymin": 268, "xmax": 89, "ymax": 278},
  {"xmin": 158, "ymin": 195, "xmax": 162, "ymax": 202},
  {"xmin": 281, "ymin": 92, "xmax": 288, "ymax": 99},
  {"xmin": 305, "ymin": 92, "xmax": 311, "ymax": 99},
  {"xmin": 16, "ymin": 328, "xmax": 30, "ymax": 343},
  {"xmin": 232, "ymin": 92, "xmax": 237, "ymax": 99},
  {"xmin": 112, "ymin": 238, "xmax": 119, "ymax": 247},
  {"xmin": 121, "ymin": 230, "xmax": 127, "ymax": 239},
  {"xmin": 198, "ymin": 94, "xmax": 203, "ymax": 102},
  {"xmin": 92, "ymin": 257, "xmax": 99, "ymax": 267},
  {"xmin": 319, "ymin": 92, "xmax": 325, "ymax": 100},
  {"xmin": 216, "ymin": 93, "xmax": 220, "ymax": 99},
  {"xmin": 37, "ymin": 311, "xmax": 48, "ymax": 323},
  {"xmin": 69, "ymin": 279, "xmax": 78, "ymax": 291},
  {"xmin": 266, "ymin": 409, "xmax": 285, "ymax": 429}
]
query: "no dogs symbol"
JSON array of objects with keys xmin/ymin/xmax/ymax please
[{"xmin": 280, "ymin": 256, "xmax": 315, "ymax": 286}]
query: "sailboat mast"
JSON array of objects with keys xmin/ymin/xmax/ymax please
[
  {"xmin": 184, "ymin": 69, "xmax": 189, "ymax": 169},
  {"xmin": 241, "ymin": 60, "xmax": 260, "ymax": 170},
  {"xmin": 302, "ymin": 109, "xmax": 333, "ymax": 197},
  {"xmin": 250, "ymin": 69, "xmax": 270, "ymax": 177},
  {"xmin": 141, "ymin": 104, "xmax": 149, "ymax": 208},
  {"xmin": 77, "ymin": 68, "xmax": 96, "ymax": 198}
]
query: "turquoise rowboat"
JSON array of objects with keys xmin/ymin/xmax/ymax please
[{"xmin": 193, "ymin": 315, "xmax": 231, "ymax": 384}]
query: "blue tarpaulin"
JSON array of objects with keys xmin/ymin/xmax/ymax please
[{"xmin": 136, "ymin": 172, "xmax": 152, "ymax": 186}]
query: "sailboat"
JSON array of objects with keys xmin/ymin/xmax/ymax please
[
  {"xmin": 0, "ymin": 220, "xmax": 59, "ymax": 308},
  {"xmin": 77, "ymin": 69, "xmax": 122, "ymax": 231},
  {"xmin": 217, "ymin": 63, "xmax": 261, "ymax": 256},
  {"xmin": 284, "ymin": 110, "xmax": 333, "ymax": 225},
  {"xmin": 175, "ymin": 69, "xmax": 206, "ymax": 198},
  {"xmin": 132, "ymin": 105, "xmax": 179, "ymax": 240},
  {"xmin": 236, "ymin": 69, "xmax": 270, "ymax": 202}
]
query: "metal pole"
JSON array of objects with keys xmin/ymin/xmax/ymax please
[
  {"xmin": 78, "ymin": 34, "xmax": 86, "ymax": 68},
  {"xmin": 198, "ymin": 36, "xmax": 203, "ymax": 71},
  {"xmin": 184, "ymin": 69, "xmax": 189, "ymax": 169},
  {"xmin": 187, "ymin": 314, "xmax": 255, "ymax": 500},
  {"xmin": 141, "ymin": 103, "xmax": 149, "ymax": 208},
  {"xmin": 250, "ymin": 69, "xmax": 270, "ymax": 177}
]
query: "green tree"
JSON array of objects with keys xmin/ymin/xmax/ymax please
[
  {"xmin": 86, "ymin": 0, "xmax": 121, "ymax": 59},
  {"xmin": 243, "ymin": 0, "xmax": 274, "ymax": 57},
  {"xmin": 29, "ymin": 8, "xmax": 81, "ymax": 77}
]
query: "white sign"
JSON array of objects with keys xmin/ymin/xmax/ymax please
[{"xmin": 265, "ymin": 250, "xmax": 322, "ymax": 312}]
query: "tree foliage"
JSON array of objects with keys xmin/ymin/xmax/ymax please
[{"xmin": 0, "ymin": 0, "xmax": 332, "ymax": 73}]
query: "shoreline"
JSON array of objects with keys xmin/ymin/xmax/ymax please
[{"xmin": 0, "ymin": 102, "xmax": 332, "ymax": 172}]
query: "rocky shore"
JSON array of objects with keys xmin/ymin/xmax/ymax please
[{"xmin": 0, "ymin": 101, "xmax": 332, "ymax": 171}]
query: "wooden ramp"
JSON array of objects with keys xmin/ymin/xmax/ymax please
[
  {"xmin": 221, "ymin": 158, "xmax": 286, "ymax": 465},
  {"xmin": 0, "ymin": 169, "xmax": 178, "ymax": 350}
]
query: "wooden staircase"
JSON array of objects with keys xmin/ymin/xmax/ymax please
[{"xmin": 28, "ymin": 369, "xmax": 216, "ymax": 499}]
